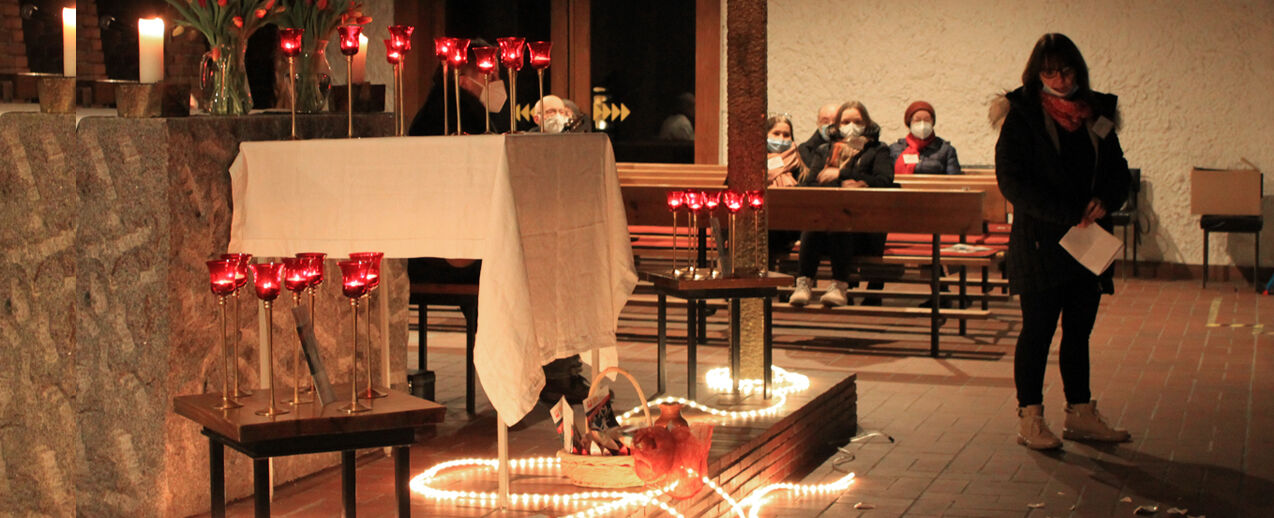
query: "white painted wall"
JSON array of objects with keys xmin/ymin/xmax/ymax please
[{"xmin": 763, "ymin": 0, "xmax": 1274, "ymax": 268}]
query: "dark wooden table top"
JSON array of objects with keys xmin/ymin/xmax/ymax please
[
  {"xmin": 641, "ymin": 270, "xmax": 793, "ymax": 291},
  {"xmin": 173, "ymin": 384, "xmax": 445, "ymax": 444}
]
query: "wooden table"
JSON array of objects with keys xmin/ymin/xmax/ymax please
[
  {"xmin": 644, "ymin": 271, "xmax": 793, "ymax": 400},
  {"xmin": 173, "ymin": 387, "xmax": 445, "ymax": 517}
]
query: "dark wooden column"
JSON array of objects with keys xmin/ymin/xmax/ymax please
[{"xmin": 725, "ymin": 0, "xmax": 767, "ymax": 378}]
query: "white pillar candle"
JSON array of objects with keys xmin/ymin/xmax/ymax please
[
  {"xmin": 138, "ymin": 18, "xmax": 165, "ymax": 83},
  {"xmin": 62, "ymin": 8, "xmax": 75, "ymax": 77},
  {"xmin": 351, "ymin": 34, "xmax": 368, "ymax": 84}
]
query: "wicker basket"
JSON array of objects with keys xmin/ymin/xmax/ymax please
[{"xmin": 557, "ymin": 367, "xmax": 653, "ymax": 488}]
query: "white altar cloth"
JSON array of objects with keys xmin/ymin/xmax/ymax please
[{"xmin": 228, "ymin": 133, "xmax": 637, "ymax": 424}]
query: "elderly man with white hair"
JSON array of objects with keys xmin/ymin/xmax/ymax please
[{"xmin": 531, "ymin": 95, "xmax": 572, "ymax": 133}]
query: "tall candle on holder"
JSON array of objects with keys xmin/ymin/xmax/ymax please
[
  {"xmin": 138, "ymin": 18, "xmax": 165, "ymax": 83},
  {"xmin": 62, "ymin": 8, "xmax": 75, "ymax": 77},
  {"xmin": 352, "ymin": 34, "xmax": 368, "ymax": 84}
]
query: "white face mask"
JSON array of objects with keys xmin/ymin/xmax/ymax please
[
  {"xmin": 840, "ymin": 123, "xmax": 864, "ymax": 139},
  {"xmin": 543, "ymin": 114, "xmax": 570, "ymax": 134},
  {"xmin": 910, "ymin": 120, "xmax": 933, "ymax": 140},
  {"xmin": 481, "ymin": 79, "xmax": 508, "ymax": 113},
  {"xmin": 1041, "ymin": 82, "xmax": 1077, "ymax": 98}
]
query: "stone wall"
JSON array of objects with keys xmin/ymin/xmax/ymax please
[
  {"xmin": 764, "ymin": 0, "xmax": 1274, "ymax": 268},
  {"xmin": 0, "ymin": 0, "xmax": 26, "ymax": 74}
]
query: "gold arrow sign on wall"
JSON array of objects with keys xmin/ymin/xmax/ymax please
[{"xmin": 591, "ymin": 103, "xmax": 631, "ymax": 122}]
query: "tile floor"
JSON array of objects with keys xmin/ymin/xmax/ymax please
[{"xmin": 201, "ymin": 276, "xmax": 1273, "ymax": 517}]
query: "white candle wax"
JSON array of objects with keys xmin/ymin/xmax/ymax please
[
  {"xmin": 351, "ymin": 34, "xmax": 368, "ymax": 84},
  {"xmin": 138, "ymin": 18, "xmax": 165, "ymax": 83},
  {"xmin": 62, "ymin": 8, "xmax": 75, "ymax": 77}
]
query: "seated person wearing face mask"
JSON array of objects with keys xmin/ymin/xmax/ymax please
[
  {"xmin": 407, "ymin": 40, "xmax": 509, "ymax": 136},
  {"xmin": 530, "ymin": 95, "xmax": 573, "ymax": 134},
  {"xmin": 765, "ymin": 114, "xmax": 806, "ymax": 270},
  {"xmin": 797, "ymin": 103, "xmax": 841, "ymax": 172},
  {"xmin": 889, "ymin": 101, "xmax": 961, "ymax": 175},
  {"xmin": 790, "ymin": 101, "xmax": 893, "ymax": 307}
]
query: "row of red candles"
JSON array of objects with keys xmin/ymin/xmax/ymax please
[
  {"xmin": 276, "ymin": 23, "xmax": 551, "ymax": 74},
  {"xmin": 206, "ymin": 252, "xmax": 384, "ymax": 302},
  {"xmin": 666, "ymin": 189, "xmax": 765, "ymax": 214}
]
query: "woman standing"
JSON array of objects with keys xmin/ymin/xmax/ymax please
[{"xmin": 994, "ymin": 33, "xmax": 1132, "ymax": 450}]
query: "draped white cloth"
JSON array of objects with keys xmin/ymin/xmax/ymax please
[{"xmin": 228, "ymin": 133, "xmax": 636, "ymax": 425}]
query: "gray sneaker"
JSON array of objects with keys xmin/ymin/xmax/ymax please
[
  {"xmin": 790, "ymin": 276, "xmax": 813, "ymax": 306},
  {"xmin": 819, "ymin": 280, "xmax": 849, "ymax": 307}
]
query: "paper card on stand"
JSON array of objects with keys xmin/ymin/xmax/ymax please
[
  {"xmin": 561, "ymin": 399, "xmax": 574, "ymax": 451},
  {"xmin": 1059, "ymin": 224, "xmax": 1124, "ymax": 275},
  {"xmin": 767, "ymin": 155, "xmax": 784, "ymax": 170}
]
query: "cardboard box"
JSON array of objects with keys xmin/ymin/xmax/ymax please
[{"xmin": 1190, "ymin": 167, "xmax": 1263, "ymax": 216}]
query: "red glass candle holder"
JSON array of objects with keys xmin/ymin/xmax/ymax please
[
  {"xmin": 746, "ymin": 190, "xmax": 765, "ymax": 211},
  {"xmin": 337, "ymin": 260, "xmax": 372, "ymax": 414},
  {"xmin": 249, "ymin": 262, "xmax": 289, "ymax": 417},
  {"xmin": 722, "ymin": 190, "xmax": 744, "ymax": 213},
  {"xmin": 666, "ymin": 190, "xmax": 685, "ymax": 211},
  {"xmin": 666, "ymin": 190, "xmax": 686, "ymax": 277},
  {"xmin": 473, "ymin": 46, "xmax": 498, "ymax": 76},
  {"xmin": 683, "ymin": 191, "xmax": 704, "ymax": 213},
  {"xmin": 348, "ymin": 252, "xmax": 383, "ymax": 291},
  {"xmin": 746, "ymin": 190, "xmax": 766, "ymax": 276},
  {"xmin": 527, "ymin": 41, "xmax": 552, "ymax": 70},
  {"xmin": 448, "ymin": 38, "xmax": 471, "ymax": 67},
  {"xmin": 282, "ymin": 257, "xmax": 313, "ymax": 405},
  {"xmin": 385, "ymin": 39, "xmax": 402, "ymax": 65},
  {"xmin": 434, "ymin": 36, "xmax": 457, "ymax": 61},
  {"xmin": 220, "ymin": 252, "xmax": 253, "ymax": 398},
  {"xmin": 206, "ymin": 259, "xmax": 243, "ymax": 410},
  {"xmin": 250, "ymin": 262, "xmax": 285, "ymax": 301},
  {"xmin": 388, "ymin": 25, "xmax": 414, "ymax": 53},
  {"xmin": 279, "ymin": 28, "xmax": 303, "ymax": 58},
  {"xmin": 338, "ymin": 25, "xmax": 363, "ymax": 56},
  {"xmin": 702, "ymin": 190, "xmax": 721, "ymax": 211},
  {"xmin": 498, "ymin": 37, "xmax": 525, "ymax": 70}
]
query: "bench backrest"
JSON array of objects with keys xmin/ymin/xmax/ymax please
[
  {"xmin": 622, "ymin": 184, "xmax": 985, "ymax": 235},
  {"xmin": 895, "ymin": 176, "xmax": 1009, "ymax": 224},
  {"xmin": 617, "ymin": 162, "xmax": 727, "ymax": 187}
]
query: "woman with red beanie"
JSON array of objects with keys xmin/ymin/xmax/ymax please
[{"xmin": 889, "ymin": 101, "xmax": 962, "ymax": 175}]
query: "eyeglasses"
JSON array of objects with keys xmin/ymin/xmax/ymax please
[{"xmin": 1040, "ymin": 67, "xmax": 1075, "ymax": 79}]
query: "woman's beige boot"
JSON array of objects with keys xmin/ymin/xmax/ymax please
[
  {"xmin": 1017, "ymin": 405, "xmax": 1063, "ymax": 450},
  {"xmin": 1063, "ymin": 400, "xmax": 1131, "ymax": 442}
]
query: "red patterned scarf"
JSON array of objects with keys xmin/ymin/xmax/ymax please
[
  {"xmin": 1040, "ymin": 92, "xmax": 1091, "ymax": 132},
  {"xmin": 893, "ymin": 133, "xmax": 933, "ymax": 176}
]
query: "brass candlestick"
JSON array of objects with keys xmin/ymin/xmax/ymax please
[
  {"xmin": 213, "ymin": 296, "xmax": 242, "ymax": 410},
  {"xmin": 288, "ymin": 56, "xmax": 298, "ymax": 140},
  {"xmin": 231, "ymin": 290, "xmax": 251, "ymax": 398},
  {"xmin": 345, "ymin": 55, "xmax": 354, "ymax": 138},
  {"xmin": 453, "ymin": 67, "xmax": 463, "ymax": 135},
  {"xmin": 254, "ymin": 299, "xmax": 289, "ymax": 417},
  {"xmin": 482, "ymin": 72, "xmax": 492, "ymax": 134},
  {"xmin": 359, "ymin": 290, "xmax": 387, "ymax": 399},
  {"xmin": 536, "ymin": 68, "xmax": 546, "ymax": 131},
  {"xmin": 287, "ymin": 291, "xmax": 313, "ymax": 406},
  {"xmin": 671, "ymin": 210, "xmax": 680, "ymax": 277},
  {"xmin": 507, "ymin": 69, "xmax": 518, "ymax": 132},
  {"xmin": 392, "ymin": 63, "xmax": 402, "ymax": 136},
  {"xmin": 342, "ymin": 297, "xmax": 371, "ymax": 414},
  {"xmin": 437, "ymin": 62, "xmax": 448, "ymax": 134}
]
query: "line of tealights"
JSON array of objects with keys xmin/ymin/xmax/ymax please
[
  {"xmin": 615, "ymin": 366, "xmax": 810, "ymax": 424},
  {"xmin": 409, "ymin": 456, "xmax": 855, "ymax": 517},
  {"xmin": 664, "ymin": 189, "xmax": 767, "ymax": 279}
]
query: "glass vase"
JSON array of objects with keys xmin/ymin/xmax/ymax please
[
  {"xmin": 201, "ymin": 40, "xmax": 253, "ymax": 116},
  {"xmin": 292, "ymin": 43, "xmax": 332, "ymax": 113}
]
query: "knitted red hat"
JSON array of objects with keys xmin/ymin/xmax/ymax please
[{"xmin": 904, "ymin": 101, "xmax": 935, "ymax": 126}]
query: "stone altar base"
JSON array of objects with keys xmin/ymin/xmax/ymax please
[{"xmin": 71, "ymin": 113, "xmax": 406, "ymax": 517}]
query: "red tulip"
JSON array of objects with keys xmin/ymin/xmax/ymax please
[{"xmin": 232, "ymin": 16, "xmax": 243, "ymax": 28}]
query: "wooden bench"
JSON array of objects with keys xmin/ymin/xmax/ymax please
[
  {"xmin": 895, "ymin": 174, "xmax": 1011, "ymax": 227},
  {"xmin": 624, "ymin": 184, "xmax": 990, "ymax": 356},
  {"xmin": 408, "ymin": 282, "xmax": 478, "ymax": 414},
  {"xmin": 617, "ymin": 162, "xmax": 727, "ymax": 187}
]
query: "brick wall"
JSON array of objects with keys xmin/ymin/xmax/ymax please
[
  {"xmin": 77, "ymin": 0, "xmax": 107, "ymax": 79},
  {"xmin": 0, "ymin": 0, "xmax": 25, "ymax": 73}
]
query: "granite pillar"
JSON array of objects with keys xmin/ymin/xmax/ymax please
[
  {"xmin": 0, "ymin": 112, "xmax": 80, "ymax": 517},
  {"xmin": 73, "ymin": 113, "xmax": 404, "ymax": 517},
  {"xmin": 726, "ymin": 0, "xmax": 768, "ymax": 379}
]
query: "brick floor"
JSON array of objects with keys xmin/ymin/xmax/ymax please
[{"xmin": 199, "ymin": 276, "xmax": 1273, "ymax": 517}]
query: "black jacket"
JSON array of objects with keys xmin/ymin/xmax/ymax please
[
  {"xmin": 408, "ymin": 70, "xmax": 508, "ymax": 136},
  {"xmin": 888, "ymin": 136, "xmax": 962, "ymax": 175},
  {"xmin": 797, "ymin": 128, "xmax": 831, "ymax": 172},
  {"xmin": 801, "ymin": 124, "xmax": 894, "ymax": 188},
  {"xmin": 994, "ymin": 86, "xmax": 1130, "ymax": 294}
]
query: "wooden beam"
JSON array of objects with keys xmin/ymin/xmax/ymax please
[
  {"xmin": 393, "ymin": 0, "xmax": 445, "ymax": 126},
  {"xmin": 549, "ymin": 0, "xmax": 590, "ymax": 109},
  {"xmin": 694, "ymin": 0, "xmax": 721, "ymax": 165}
]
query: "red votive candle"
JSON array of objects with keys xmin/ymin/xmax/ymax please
[
  {"xmin": 434, "ymin": 37, "xmax": 456, "ymax": 62},
  {"xmin": 282, "ymin": 257, "xmax": 309, "ymax": 293},
  {"xmin": 221, "ymin": 253, "xmax": 252, "ymax": 290},
  {"xmin": 338, "ymin": 25, "xmax": 363, "ymax": 57},
  {"xmin": 250, "ymin": 262, "xmax": 285, "ymax": 301},
  {"xmin": 666, "ymin": 190, "xmax": 685, "ymax": 211},
  {"xmin": 448, "ymin": 38, "xmax": 471, "ymax": 68},
  {"xmin": 385, "ymin": 39, "xmax": 403, "ymax": 65},
  {"xmin": 388, "ymin": 25, "xmax": 414, "ymax": 53},
  {"xmin": 472, "ymin": 46, "xmax": 498, "ymax": 76},
  {"xmin": 497, "ymin": 37, "xmax": 525, "ymax": 71},
  {"xmin": 702, "ymin": 191, "xmax": 721, "ymax": 211},
  {"xmin": 722, "ymin": 190, "xmax": 744, "ymax": 213},
  {"xmin": 684, "ymin": 190, "xmax": 704, "ymax": 213},
  {"xmin": 296, "ymin": 253, "xmax": 326, "ymax": 288},
  {"xmin": 207, "ymin": 259, "xmax": 239, "ymax": 296},
  {"xmin": 279, "ymin": 28, "xmax": 303, "ymax": 58},
  {"xmin": 348, "ymin": 252, "xmax": 383, "ymax": 290},
  {"xmin": 338, "ymin": 260, "xmax": 370, "ymax": 298},
  {"xmin": 527, "ymin": 41, "xmax": 552, "ymax": 70},
  {"xmin": 746, "ymin": 189, "xmax": 765, "ymax": 211}
]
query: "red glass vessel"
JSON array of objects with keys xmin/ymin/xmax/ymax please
[
  {"xmin": 338, "ymin": 25, "xmax": 363, "ymax": 56},
  {"xmin": 388, "ymin": 25, "xmax": 414, "ymax": 53},
  {"xmin": 497, "ymin": 37, "xmax": 525, "ymax": 70},
  {"xmin": 527, "ymin": 41, "xmax": 552, "ymax": 69},
  {"xmin": 279, "ymin": 28, "xmax": 303, "ymax": 58}
]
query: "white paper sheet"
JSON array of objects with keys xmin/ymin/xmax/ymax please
[{"xmin": 1059, "ymin": 224, "xmax": 1124, "ymax": 275}]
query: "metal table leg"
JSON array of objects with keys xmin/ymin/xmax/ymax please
[
  {"xmin": 959, "ymin": 265, "xmax": 968, "ymax": 336},
  {"xmin": 981, "ymin": 265, "xmax": 989, "ymax": 310},
  {"xmin": 657, "ymin": 294, "xmax": 667, "ymax": 397},
  {"xmin": 687, "ymin": 297, "xmax": 698, "ymax": 401},
  {"xmin": 729, "ymin": 298, "xmax": 741, "ymax": 395},
  {"xmin": 395, "ymin": 446, "xmax": 410, "ymax": 517},
  {"xmin": 930, "ymin": 234, "xmax": 941, "ymax": 357},
  {"xmin": 763, "ymin": 297, "xmax": 773, "ymax": 400},
  {"xmin": 342, "ymin": 450, "xmax": 356, "ymax": 517},
  {"xmin": 210, "ymin": 437, "xmax": 225, "ymax": 518},
  {"xmin": 253, "ymin": 458, "xmax": 270, "ymax": 517}
]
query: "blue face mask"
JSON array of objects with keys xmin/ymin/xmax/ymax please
[{"xmin": 767, "ymin": 138, "xmax": 793, "ymax": 153}]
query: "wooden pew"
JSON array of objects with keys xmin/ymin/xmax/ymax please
[
  {"xmin": 624, "ymin": 185, "xmax": 988, "ymax": 356},
  {"xmin": 617, "ymin": 162, "xmax": 727, "ymax": 187},
  {"xmin": 895, "ymin": 175, "xmax": 1011, "ymax": 226}
]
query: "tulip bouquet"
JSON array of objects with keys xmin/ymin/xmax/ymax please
[
  {"xmin": 164, "ymin": 0, "xmax": 287, "ymax": 114},
  {"xmin": 273, "ymin": 0, "xmax": 372, "ymax": 112}
]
